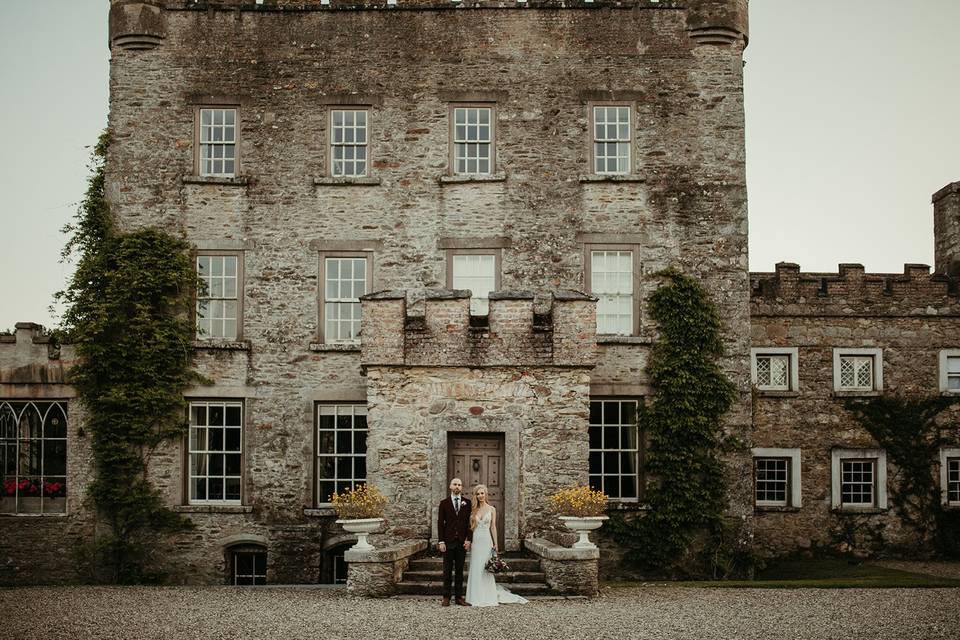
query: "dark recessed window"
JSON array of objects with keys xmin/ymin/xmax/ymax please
[{"xmin": 232, "ymin": 549, "xmax": 266, "ymax": 586}]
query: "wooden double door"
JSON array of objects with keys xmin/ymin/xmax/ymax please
[{"xmin": 448, "ymin": 433, "xmax": 505, "ymax": 550}]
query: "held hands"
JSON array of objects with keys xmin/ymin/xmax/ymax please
[{"xmin": 465, "ymin": 541, "xmax": 471, "ymax": 551}]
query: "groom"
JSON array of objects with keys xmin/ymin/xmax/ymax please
[{"xmin": 437, "ymin": 477, "xmax": 472, "ymax": 606}]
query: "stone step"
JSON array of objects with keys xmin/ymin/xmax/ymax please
[
  {"xmin": 400, "ymin": 570, "xmax": 547, "ymax": 584},
  {"xmin": 407, "ymin": 557, "xmax": 542, "ymax": 573},
  {"xmin": 394, "ymin": 581, "xmax": 553, "ymax": 597}
]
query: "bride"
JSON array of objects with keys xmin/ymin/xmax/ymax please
[{"xmin": 464, "ymin": 484, "xmax": 529, "ymax": 607}]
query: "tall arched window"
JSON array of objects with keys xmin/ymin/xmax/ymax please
[{"xmin": 0, "ymin": 401, "xmax": 67, "ymax": 514}]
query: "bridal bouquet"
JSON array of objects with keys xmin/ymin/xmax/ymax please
[{"xmin": 485, "ymin": 551, "xmax": 510, "ymax": 574}]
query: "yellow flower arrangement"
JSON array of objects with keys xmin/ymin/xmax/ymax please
[
  {"xmin": 548, "ymin": 485, "xmax": 608, "ymax": 517},
  {"xmin": 330, "ymin": 484, "xmax": 387, "ymax": 519}
]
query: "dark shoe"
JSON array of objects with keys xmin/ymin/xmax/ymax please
[
  {"xmin": 441, "ymin": 597, "xmax": 451, "ymax": 607},
  {"xmin": 456, "ymin": 597, "xmax": 469, "ymax": 606}
]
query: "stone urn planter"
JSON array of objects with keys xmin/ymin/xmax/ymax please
[
  {"xmin": 558, "ymin": 516, "xmax": 609, "ymax": 549},
  {"xmin": 336, "ymin": 518, "xmax": 385, "ymax": 552}
]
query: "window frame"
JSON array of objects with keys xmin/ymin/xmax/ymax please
[
  {"xmin": 588, "ymin": 397, "xmax": 644, "ymax": 503},
  {"xmin": 194, "ymin": 105, "xmax": 240, "ymax": 178},
  {"xmin": 831, "ymin": 448, "xmax": 887, "ymax": 511},
  {"xmin": 832, "ymin": 348, "xmax": 883, "ymax": 393},
  {"xmin": 328, "ymin": 106, "xmax": 371, "ymax": 178},
  {"xmin": 751, "ymin": 447, "xmax": 802, "ymax": 509},
  {"xmin": 318, "ymin": 251, "xmax": 373, "ymax": 345},
  {"xmin": 0, "ymin": 400, "xmax": 69, "ymax": 515},
  {"xmin": 448, "ymin": 103, "xmax": 497, "ymax": 176},
  {"xmin": 750, "ymin": 347, "xmax": 799, "ymax": 392},
  {"xmin": 588, "ymin": 101, "xmax": 634, "ymax": 176},
  {"xmin": 230, "ymin": 547, "xmax": 267, "ymax": 586},
  {"xmin": 195, "ymin": 250, "xmax": 244, "ymax": 342},
  {"xmin": 185, "ymin": 400, "xmax": 245, "ymax": 506},
  {"xmin": 938, "ymin": 350, "xmax": 960, "ymax": 394},
  {"xmin": 940, "ymin": 447, "xmax": 960, "ymax": 507},
  {"xmin": 445, "ymin": 248, "xmax": 502, "ymax": 315},
  {"xmin": 314, "ymin": 403, "xmax": 369, "ymax": 507},
  {"xmin": 583, "ymin": 243, "xmax": 641, "ymax": 336}
]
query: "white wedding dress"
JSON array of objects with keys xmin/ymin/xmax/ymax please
[{"xmin": 465, "ymin": 509, "xmax": 529, "ymax": 607}]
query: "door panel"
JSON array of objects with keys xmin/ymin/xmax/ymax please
[{"xmin": 448, "ymin": 433, "xmax": 505, "ymax": 550}]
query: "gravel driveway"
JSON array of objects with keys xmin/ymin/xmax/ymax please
[{"xmin": 2, "ymin": 586, "xmax": 957, "ymax": 640}]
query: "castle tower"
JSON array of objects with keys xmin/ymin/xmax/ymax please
[{"xmin": 933, "ymin": 181, "xmax": 960, "ymax": 275}]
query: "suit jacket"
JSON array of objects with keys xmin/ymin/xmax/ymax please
[{"xmin": 437, "ymin": 495, "xmax": 472, "ymax": 544}]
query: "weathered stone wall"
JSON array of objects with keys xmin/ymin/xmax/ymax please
[
  {"xmin": 3, "ymin": 0, "xmax": 753, "ymax": 584},
  {"xmin": 0, "ymin": 324, "xmax": 95, "ymax": 586},
  {"xmin": 750, "ymin": 263, "xmax": 960, "ymax": 556}
]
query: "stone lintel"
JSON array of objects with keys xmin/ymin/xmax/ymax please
[
  {"xmin": 318, "ymin": 93, "xmax": 384, "ymax": 107},
  {"xmin": 578, "ymin": 89, "xmax": 646, "ymax": 103},
  {"xmin": 345, "ymin": 539, "xmax": 428, "ymax": 564},
  {"xmin": 438, "ymin": 236, "xmax": 512, "ymax": 250},
  {"xmin": 436, "ymin": 90, "xmax": 507, "ymax": 103},
  {"xmin": 576, "ymin": 232, "xmax": 646, "ymax": 245},
  {"xmin": 309, "ymin": 239, "xmax": 384, "ymax": 252}
]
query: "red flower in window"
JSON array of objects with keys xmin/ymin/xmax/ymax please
[{"xmin": 43, "ymin": 481, "xmax": 66, "ymax": 498}]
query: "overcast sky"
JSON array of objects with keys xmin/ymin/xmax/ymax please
[{"xmin": 1, "ymin": 1, "xmax": 958, "ymax": 330}]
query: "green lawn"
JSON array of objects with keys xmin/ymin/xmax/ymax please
[{"xmin": 606, "ymin": 558, "xmax": 960, "ymax": 589}]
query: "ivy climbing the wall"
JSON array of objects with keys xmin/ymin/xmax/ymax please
[
  {"xmin": 611, "ymin": 269, "xmax": 739, "ymax": 576},
  {"xmin": 844, "ymin": 396, "xmax": 960, "ymax": 557},
  {"xmin": 56, "ymin": 133, "xmax": 198, "ymax": 582}
]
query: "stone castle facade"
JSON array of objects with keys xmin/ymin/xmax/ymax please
[{"xmin": 1, "ymin": 0, "xmax": 958, "ymax": 586}]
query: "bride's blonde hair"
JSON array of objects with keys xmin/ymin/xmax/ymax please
[{"xmin": 469, "ymin": 484, "xmax": 488, "ymax": 530}]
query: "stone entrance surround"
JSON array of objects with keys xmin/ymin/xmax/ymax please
[{"xmin": 360, "ymin": 289, "xmax": 597, "ymax": 550}]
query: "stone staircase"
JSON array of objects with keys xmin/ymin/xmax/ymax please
[{"xmin": 395, "ymin": 551, "xmax": 553, "ymax": 597}]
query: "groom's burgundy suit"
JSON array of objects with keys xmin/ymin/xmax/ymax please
[{"xmin": 438, "ymin": 495, "xmax": 472, "ymax": 601}]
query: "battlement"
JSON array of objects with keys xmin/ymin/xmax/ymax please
[
  {"xmin": 750, "ymin": 263, "xmax": 960, "ymax": 316},
  {"xmin": 109, "ymin": 0, "xmax": 747, "ymax": 50},
  {"xmin": 360, "ymin": 289, "xmax": 597, "ymax": 368},
  {"xmin": 0, "ymin": 323, "xmax": 73, "ymax": 387}
]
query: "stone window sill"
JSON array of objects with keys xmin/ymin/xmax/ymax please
[
  {"xmin": 0, "ymin": 512, "xmax": 69, "ymax": 518},
  {"xmin": 438, "ymin": 172, "xmax": 507, "ymax": 185},
  {"xmin": 606, "ymin": 501, "xmax": 649, "ymax": 512},
  {"xmin": 832, "ymin": 507, "xmax": 886, "ymax": 515},
  {"xmin": 309, "ymin": 342, "xmax": 361, "ymax": 352},
  {"xmin": 578, "ymin": 174, "xmax": 645, "ymax": 183},
  {"xmin": 192, "ymin": 340, "xmax": 251, "ymax": 351},
  {"xmin": 182, "ymin": 175, "xmax": 250, "ymax": 186},
  {"xmin": 173, "ymin": 505, "xmax": 253, "ymax": 514},
  {"xmin": 304, "ymin": 507, "xmax": 337, "ymax": 517},
  {"xmin": 832, "ymin": 390, "xmax": 883, "ymax": 398},
  {"xmin": 754, "ymin": 505, "xmax": 801, "ymax": 513},
  {"xmin": 313, "ymin": 176, "xmax": 382, "ymax": 187},
  {"xmin": 597, "ymin": 335, "xmax": 653, "ymax": 345},
  {"xmin": 756, "ymin": 390, "xmax": 801, "ymax": 398}
]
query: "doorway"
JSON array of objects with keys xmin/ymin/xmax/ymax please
[{"xmin": 447, "ymin": 433, "xmax": 505, "ymax": 550}]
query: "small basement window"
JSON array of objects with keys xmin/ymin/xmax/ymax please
[{"xmin": 231, "ymin": 548, "xmax": 267, "ymax": 586}]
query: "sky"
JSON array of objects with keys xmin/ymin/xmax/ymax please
[{"xmin": 1, "ymin": 0, "xmax": 958, "ymax": 330}]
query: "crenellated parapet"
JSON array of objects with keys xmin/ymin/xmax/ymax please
[
  {"xmin": 751, "ymin": 263, "xmax": 960, "ymax": 317},
  {"xmin": 0, "ymin": 323, "xmax": 75, "ymax": 392},
  {"xmin": 360, "ymin": 290, "xmax": 597, "ymax": 368}
]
